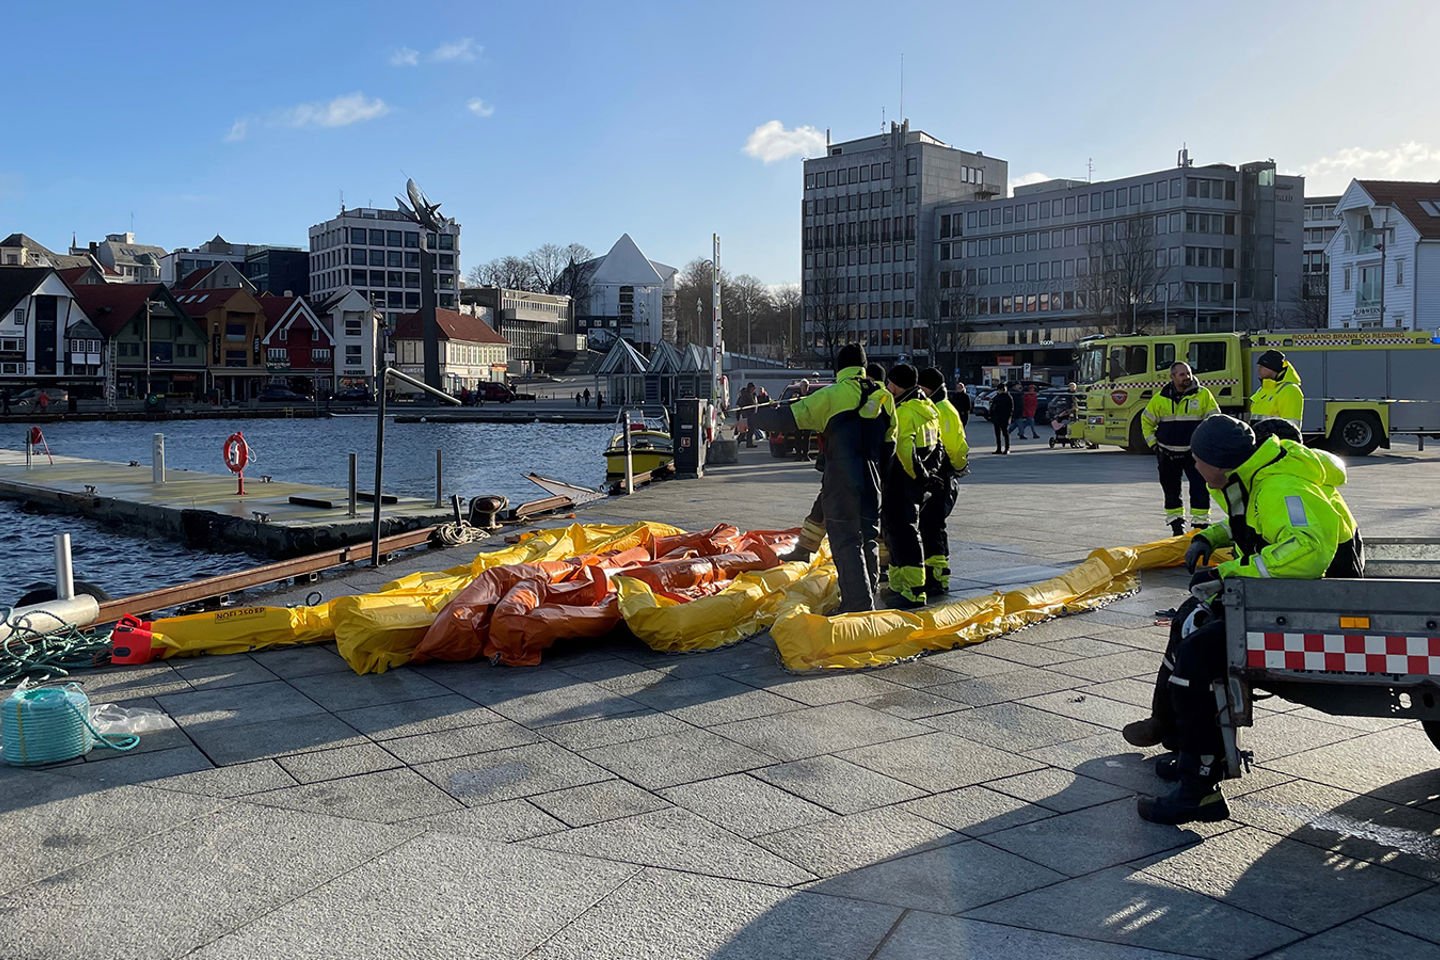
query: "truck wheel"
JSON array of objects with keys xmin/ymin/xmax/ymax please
[
  {"xmin": 1330, "ymin": 412, "xmax": 1381, "ymax": 457},
  {"xmin": 1125, "ymin": 416, "xmax": 1149, "ymax": 454},
  {"xmin": 1423, "ymin": 721, "xmax": 1440, "ymax": 753}
]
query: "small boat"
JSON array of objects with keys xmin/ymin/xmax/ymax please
[{"xmin": 604, "ymin": 407, "xmax": 673, "ymax": 478}]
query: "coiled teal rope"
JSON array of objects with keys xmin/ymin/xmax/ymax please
[{"xmin": 1, "ymin": 684, "xmax": 138, "ymax": 766}]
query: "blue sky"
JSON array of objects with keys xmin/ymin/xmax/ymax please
[{"xmin": 3, "ymin": 0, "xmax": 1439, "ymax": 286}]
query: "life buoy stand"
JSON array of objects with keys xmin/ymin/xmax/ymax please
[{"xmin": 223, "ymin": 432, "xmax": 250, "ymax": 494}]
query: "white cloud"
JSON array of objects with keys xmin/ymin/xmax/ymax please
[
  {"xmin": 743, "ymin": 121, "xmax": 827, "ymax": 164},
  {"xmin": 466, "ymin": 98, "xmax": 495, "ymax": 118},
  {"xmin": 390, "ymin": 47, "xmax": 420, "ymax": 67},
  {"xmin": 1010, "ymin": 171, "xmax": 1051, "ymax": 192},
  {"xmin": 224, "ymin": 119, "xmax": 248, "ymax": 143},
  {"xmin": 282, "ymin": 93, "xmax": 390, "ymax": 129},
  {"xmin": 1299, "ymin": 142, "xmax": 1440, "ymax": 193},
  {"xmin": 431, "ymin": 38, "xmax": 480, "ymax": 62}
]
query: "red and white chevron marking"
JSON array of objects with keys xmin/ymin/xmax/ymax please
[{"xmin": 1246, "ymin": 631, "xmax": 1440, "ymax": 676}]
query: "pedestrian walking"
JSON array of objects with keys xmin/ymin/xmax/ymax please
[
  {"xmin": 596, "ymin": 390, "xmax": 604, "ymax": 411},
  {"xmin": 952, "ymin": 382, "xmax": 972, "ymax": 426},
  {"xmin": 575, "ymin": 392, "xmax": 581, "ymax": 406},
  {"xmin": 1009, "ymin": 384, "xmax": 1038, "ymax": 439},
  {"xmin": 1142, "ymin": 361, "xmax": 1219, "ymax": 537},
  {"xmin": 737, "ymin": 382, "xmax": 756, "ymax": 447},
  {"xmin": 583, "ymin": 388, "xmax": 591, "ymax": 407},
  {"xmin": 989, "ymin": 383, "xmax": 1013, "ymax": 454}
]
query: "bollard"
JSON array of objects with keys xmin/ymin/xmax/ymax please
[
  {"xmin": 152, "ymin": 432, "xmax": 166, "ymax": 484},
  {"xmin": 348, "ymin": 453, "xmax": 358, "ymax": 518},
  {"xmin": 623, "ymin": 411, "xmax": 634, "ymax": 495},
  {"xmin": 54, "ymin": 533, "xmax": 74, "ymax": 601},
  {"xmin": 435, "ymin": 448, "xmax": 443, "ymax": 509}
]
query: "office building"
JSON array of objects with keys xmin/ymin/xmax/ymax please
[
  {"xmin": 307, "ymin": 206, "xmax": 461, "ymax": 334},
  {"xmin": 459, "ymin": 286, "xmax": 573, "ymax": 372},
  {"xmin": 800, "ymin": 120, "xmax": 1007, "ymax": 360},
  {"xmin": 162, "ymin": 236, "xmax": 309, "ymax": 295},
  {"xmin": 74, "ymin": 232, "xmax": 165, "ymax": 282},
  {"xmin": 935, "ymin": 155, "xmax": 1304, "ymax": 379},
  {"xmin": 1325, "ymin": 179, "xmax": 1440, "ymax": 329},
  {"xmin": 1302, "ymin": 195, "xmax": 1340, "ymax": 299}
]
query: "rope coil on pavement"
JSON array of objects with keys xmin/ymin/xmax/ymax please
[
  {"xmin": 431, "ymin": 521, "xmax": 491, "ymax": 548},
  {"xmin": 0, "ymin": 606, "xmax": 114, "ymax": 688}
]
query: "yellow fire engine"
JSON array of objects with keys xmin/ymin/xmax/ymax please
[{"xmin": 1071, "ymin": 329, "xmax": 1440, "ymax": 456}]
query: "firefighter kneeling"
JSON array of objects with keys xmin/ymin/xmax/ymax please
[{"xmin": 1125, "ymin": 415, "xmax": 1365, "ymax": 825}]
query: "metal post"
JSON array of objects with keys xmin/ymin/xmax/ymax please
[
  {"xmin": 152, "ymin": 432, "xmax": 165, "ymax": 484},
  {"xmin": 623, "ymin": 410, "xmax": 634, "ymax": 495},
  {"xmin": 24, "ymin": 431, "xmax": 31, "ymax": 470},
  {"xmin": 145, "ymin": 299, "xmax": 152, "ymax": 398},
  {"xmin": 347, "ymin": 452, "xmax": 357, "ymax": 518},
  {"xmin": 371, "ymin": 366, "xmax": 388, "ymax": 567},
  {"xmin": 434, "ymin": 447, "xmax": 443, "ymax": 508},
  {"xmin": 420, "ymin": 241, "xmax": 441, "ymax": 390},
  {"xmin": 54, "ymin": 533, "xmax": 74, "ymax": 601}
]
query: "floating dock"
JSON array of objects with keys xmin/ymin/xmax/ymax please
[{"xmin": 0, "ymin": 450, "xmax": 451, "ymax": 558}]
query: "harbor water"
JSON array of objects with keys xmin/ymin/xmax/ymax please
[{"xmin": 1, "ymin": 417, "xmax": 612, "ymax": 602}]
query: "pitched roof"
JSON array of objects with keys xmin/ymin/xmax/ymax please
[
  {"xmin": 597, "ymin": 337, "xmax": 649, "ymax": 375},
  {"xmin": 1, "ymin": 232, "xmax": 53, "ymax": 253},
  {"xmin": 175, "ymin": 267, "xmax": 210, "ymax": 289},
  {"xmin": 58, "ymin": 266, "xmax": 105, "ymax": 286},
  {"xmin": 646, "ymin": 340, "xmax": 682, "ymax": 375},
  {"xmin": 256, "ymin": 293, "xmax": 298, "ymax": 325},
  {"xmin": 393, "ymin": 307, "xmax": 507, "ymax": 344},
  {"xmin": 170, "ymin": 287, "xmax": 243, "ymax": 316},
  {"xmin": 590, "ymin": 233, "xmax": 665, "ymax": 286},
  {"xmin": 1357, "ymin": 180, "xmax": 1440, "ymax": 240},
  {"xmin": 70, "ymin": 282, "xmax": 166, "ymax": 337},
  {"xmin": 0, "ymin": 266, "xmax": 53, "ymax": 318}
]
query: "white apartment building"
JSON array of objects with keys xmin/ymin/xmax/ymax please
[
  {"xmin": 1326, "ymin": 179, "xmax": 1440, "ymax": 330},
  {"xmin": 578, "ymin": 234, "xmax": 676, "ymax": 350},
  {"xmin": 307, "ymin": 206, "xmax": 461, "ymax": 334}
]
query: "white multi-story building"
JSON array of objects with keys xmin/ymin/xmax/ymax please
[
  {"xmin": 314, "ymin": 287, "xmax": 383, "ymax": 388},
  {"xmin": 392, "ymin": 307, "xmax": 507, "ymax": 392},
  {"xmin": 74, "ymin": 232, "xmax": 165, "ymax": 282},
  {"xmin": 577, "ymin": 234, "xmax": 676, "ymax": 351},
  {"xmin": 1326, "ymin": 179, "xmax": 1440, "ymax": 330},
  {"xmin": 307, "ymin": 206, "xmax": 461, "ymax": 334}
]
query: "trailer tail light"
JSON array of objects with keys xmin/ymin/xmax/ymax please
[{"xmin": 1339, "ymin": 616, "xmax": 1371, "ymax": 630}]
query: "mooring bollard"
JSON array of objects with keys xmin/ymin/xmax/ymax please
[
  {"xmin": 153, "ymin": 433, "xmax": 166, "ymax": 484},
  {"xmin": 348, "ymin": 453, "xmax": 358, "ymax": 518}
]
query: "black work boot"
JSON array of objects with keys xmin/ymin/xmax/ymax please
[
  {"xmin": 1122, "ymin": 717, "xmax": 1167, "ymax": 748},
  {"xmin": 1169, "ymin": 519, "xmax": 1186, "ymax": 537},
  {"xmin": 1137, "ymin": 755, "xmax": 1230, "ymax": 824},
  {"xmin": 1155, "ymin": 753, "xmax": 1180, "ymax": 781},
  {"xmin": 778, "ymin": 545, "xmax": 813, "ymax": 564}
]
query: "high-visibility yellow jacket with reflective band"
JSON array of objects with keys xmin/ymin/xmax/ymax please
[
  {"xmin": 893, "ymin": 392, "xmax": 941, "ymax": 479},
  {"xmin": 934, "ymin": 397, "xmax": 969, "ymax": 472},
  {"xmin": 1250, "ymin": 362, "xmax": 1304, "ymax": 426},
  {"xmin": 1198, "ymin": 436, "xmax": 1356, "ymax": 580},
  {"xmin": 1141, "ymin": 382, "xmax": 1219, "ymax": 452},
  {"xmin": 789, "ymin": 366, "xmax": 878, "ymax": 432},
  {"xmin": 859, "ymin": 383, "xmax": 897, "ymax": 444}
]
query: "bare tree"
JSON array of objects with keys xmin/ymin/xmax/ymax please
[
  {"xmin": 469, "ymin": 255, "xmax": 537, "ymax": 290},
  {"xmin": 1294, "ymin": 282, "xmax": 1328, "ymax": 329},
  {"xmin": 553, "ymin": 246, "xmax": 596, "ymax": 314},
  {"xmin": 924, "ymin": 266, "xmax": 980, "ymax": 379},
  {"xmin": 1083, "ymin": 215, "xmax": 1168, "ymax": 335},
  {"xmin": 726, "ymin": 274, "xmax": 771, "ymax": 356},
  {"xmin": 675, "ymin": 257, "xmax": 732, "ymax": 347},
  {"xmin": 525, "ymin": 244, "xmax": 568, "ymax": 293},
  {"xmin": 804, "ymin": 255, "xmax": 848, "ymax": 367}
]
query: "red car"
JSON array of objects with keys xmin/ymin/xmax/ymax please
[{"xmin": 768, "ymin": 379, "xmax": 833, "ymax": 458}]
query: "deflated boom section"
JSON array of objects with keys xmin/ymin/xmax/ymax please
[{"xmin": 120, "ymin": 522, "xmax": 1194, "ymax": 675}]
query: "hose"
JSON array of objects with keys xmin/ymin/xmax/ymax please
[
  {"xmin": 0, "ymin": 606, "xmax": 115, "ymax": 688},
  {"xmin": 431, "ymin": 521, "xmax": 491, "ymax": 548}
]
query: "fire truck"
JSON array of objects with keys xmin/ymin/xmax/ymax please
[{"xmin": 1071, "ymin": 329, "xmax": 1440, "ymax": 456}]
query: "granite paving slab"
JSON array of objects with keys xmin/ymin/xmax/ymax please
[
  {"xmin": 582, "ymin": 727, "xmax": 772, "ymax": 790},
  {"xmin": 659, "ymin": 773, "xmax": 833, "ymax": 838},
  {"xmin": 754, "ymin": 806, "xmax": 960, "ymax": 877},
  {"xmin": 712, "ymin": 702, "xmax": 929, "ymax": 762},
  {"xmin": 750, "ymin": 754, "xmax": 927, "ymax": 814},
  {"xmin": 813, "ymin": 839, "xmax": 1067, "ymax": 914},
  {"xmin": 839, "ymin": 732, "xmax": 1043, "ymax": 792},
  {"xmin": 416, "ymin": 741, "xmax": 613, "ymax": 806},
  {"xmin": 529, "ymin": 779, "xmax": 671, "ymax": 827}
]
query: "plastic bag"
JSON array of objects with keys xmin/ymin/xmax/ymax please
[{"xmin": 89, "ymin": 703, "xmax": 173, "ymax": 735}]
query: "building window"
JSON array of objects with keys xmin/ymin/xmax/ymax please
[
  {"xmin": 369, "ymin": 229, "xmax": 384, "ymax": 245},
  {"xmin": 12, "ymin": 309, "xmax": 23, "ymax": 324},
  {"xmin": 1343, "ymin": 266, "xmax": 1352, "ymax": 291},
  {"xmin": 404, "ymin": 232, "xmax": 419, "ymax": 249},
  {"xmin": 346, "ymin": 345, "xmax": 362, "ymax": 362},
  {"xmin": 1397, "ymin": 259, "xmax": 1405, "ymax": 286},
  {"xmin": 350, "ymin": 228, "xmax": 367, "ymax": 244},
  {"xmin": 905, "ymin": 157, "xmax": 917, "ymax": 176}
]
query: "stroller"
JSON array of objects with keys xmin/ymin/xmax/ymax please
[{"xmin": 1047, "ymin": 396, "xmax": 1084, "ymax": 449}]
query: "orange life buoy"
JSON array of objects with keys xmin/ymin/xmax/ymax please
[{"xmin": 222, "ymin": 432, "xmax": 249, "ymax": 474}]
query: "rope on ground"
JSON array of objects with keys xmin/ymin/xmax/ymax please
[
  {"xmin": 430, "ymin": 521, "xmax": 491, "ymax": 548},
  {"xmin": 0, "ymin": 606, "xmax": 114, "ymax": 688}
]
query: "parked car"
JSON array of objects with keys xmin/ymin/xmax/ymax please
[
  {"xmin": 769, "ymin": 379, "xmax": 832, "ymax": 458},
  {"xmin": 972, "ymin": 387, "xmax": 996, "ymax": 421},
  {"xmin": 474, "ymin": 381, "xmax": 518, "ymax": 403},
  {"xmin": 13, "ymin": 387, "xmax": 68, "ymax": 407},
  {"xmin": 258, "ymin": 385, "xmax": 308, "ymax": 403},
  {"xmin": 333, "ymin": 385, "xmax": 375, "ymax": 405}
]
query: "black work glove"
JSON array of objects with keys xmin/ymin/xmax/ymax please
[
  {"xmin": 1188, "ymin": 567, "xmax": 1222, "ymax": 598},
  {"xmin": 1184, "ymin": 535, "xmax": 1214, "ymax": 574}
]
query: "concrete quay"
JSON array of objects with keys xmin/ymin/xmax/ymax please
[
  {"xmin": 0, "ymin": 449, "xmax": 450, "ymax": 558},
  {"xmin": 4, "ymin": 433, "xmax": 1440, "ymax": 959}
]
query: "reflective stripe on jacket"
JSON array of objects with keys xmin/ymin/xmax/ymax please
[
  {"xmin": 893, "ymin": 390, "xmax": 941, "ymax": 480},
  {"xmin": 929, "ymin": 387, "xmax": 969, "ymax": 472},
  {"xmin": 1141, "ymin": 382, "xmax": 1219, "ymax": 452}
]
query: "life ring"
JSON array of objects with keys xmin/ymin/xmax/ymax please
[{"xmin": 222, "ymin": 432, "xmax": 249, "ymax": 474}]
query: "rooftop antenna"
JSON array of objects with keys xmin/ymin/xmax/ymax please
[
  {"xmin": 899, "ymin": 53, "xmax": 905, "ymax": 122},
  {"xmin": 881, "ymin": 105, "xmax": 886, "ymax": 131},
  {"xmin": 1087, "ymin": 158, "xmax": 1094, "ymax": 183},
  {"xmin": 340, "ymin": 189, "xmax": 345, "ymax": 213}
]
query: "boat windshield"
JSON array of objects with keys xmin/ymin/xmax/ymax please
[{"xmin": 1076, "ymin": 346, "xmax": 1106, "ymax": 385}]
